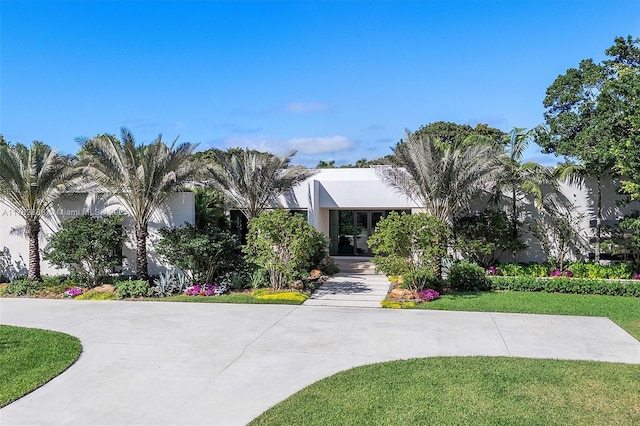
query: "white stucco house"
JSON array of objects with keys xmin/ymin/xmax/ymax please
[
  {"xmin": 0, "ymin": 192, "xmax": 194, "ymax": 278},
  {"xmin": 0, "ymin": 167, "xmax": 638, "ymax": 278},
  {"xmin": 275, "ymin": 168, "xmax": 639, "ymax": 262}
]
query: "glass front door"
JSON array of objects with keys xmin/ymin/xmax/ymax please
[{"xmin": 329, "ymin": 210, "xmax": 389, "ymax": 256}]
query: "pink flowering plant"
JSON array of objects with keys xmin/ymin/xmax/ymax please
[
  {"xmin": 634, "ymin": 273, "xmax": 640, "ymax": 280},
  {"xmin": 183, "ymin": 282, "xmax": 229, "ymax": 296},
  {"xmin": 63, "ymin": 287, "xmax": 84, "ymax": 298},
  {"xmin": 486, "ymin": 265, "xmax": 500, "ymax": 276},
  {"xmin": 417, "ymin": 289, "xmax": 440, "ymax": 302},
  {"xmin": 550, "ymin": 269, "xmax": 573, "ymax": 277}
]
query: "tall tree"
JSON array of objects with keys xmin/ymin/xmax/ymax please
[
  {"xmin": 377, "ymin": 130, "xmax": 501, "ymax": 225},
  {"xmin": 0, "ymin": 142, "xmax": 79, "ymax": 281},
  {"xmin": 603, "ymin": 36, "xmax": 640, "ymax": 200},
  {"xmin": 415, "ymin": 121, "xmax": 505, "ymax": 147},
  {"xmin": 376, "ymin": 130, "xmax": 501, "ymax": 276},
  {"xmin": 79, "ymin": 127, "xmax": 198, "ymax": 280},
  {"xmin": 541, "ymin": 35, "xmax": 639, "ymax": 260},
  {"xmin": 492, "ymin": 127, "xmax": 559, "ymax": 247},
  {"xmin": 206, "ymin": 148, "xmax": 316, "ymax": 220}
]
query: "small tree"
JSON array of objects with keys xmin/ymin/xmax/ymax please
[
  {"xmin": 243, "ymin": 209, "xmax": 327, "ymax": 290},
  {"xmin": 156, "ymin": 223, "xmax": 241, "ymax": 284},
  {"xmin": 43, "ymin": 215, "xmax": 126, "ymax": 287},
  {"xmin": 453, "ymin": 209, "xmax": 525, "ymax": 267},
  {"xmin": 367, "ymin": 211, "xmax": 450, "ymax": 279}
]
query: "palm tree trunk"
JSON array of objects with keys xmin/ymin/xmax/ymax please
[
  {"xmin": 511, "ymin": 187, "xmax": 518, "ymax": 262},
  {"xmin": 26, "ymin": 219, "xmax": 41, "ymax": 281},
  {"xmin": 135, "ymin": 224, "xmax": 149, "ymax": 281},
  {"xmin": 595, "ymin": 176, "xmax": 602, "ymax": 263}
]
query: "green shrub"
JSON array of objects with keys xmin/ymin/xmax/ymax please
[
  {"xmin": 249, "ymin": 268, "xmax": 269, "ymax": 289},
  {"xmin": 114, "ymin": 280, "xmax": 151, "ymax": 298},
  {"xmin": 403, "ymin": 266, "xmax": 443, "ymax": 291},
  {"xmin": 157, "ymin": 223, "xmax": 241, "ymax": 284},
  {"xmin": 447, "ymin": 261, "xmax": 491, "ymax": 291},
  {"xmin": 243, "ymin": 210, "xmax": 328, "ymax": 290},
  {"xmin": 564, "ymin": 261, "xmax": 634, "ymax": 280},
  {"xmin": 1, "ymin": 279, "xmax": 42, "ymax": 296},
  {"xmin": 75, "ymin": 291, "xmax": 118, "ymax": 300},
  {"xmin": 43, "ymin": 214, "xmax": 126, "ymax": 287},
  {"xmin": 368, "ymin": 212, "xmax": 449, "ymax": 278},
  {"xmin": 453, "ymin": 209, "xmax": 525, "ymax": 267},
  {"xmin": 490, "ymin": 276, "xmax": 640, "ymax": 297},
  {"xmin": 499, "ymin": 262, "xmax": 550, "ymax": 277}
]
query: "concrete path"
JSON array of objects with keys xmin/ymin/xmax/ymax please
[
  {"xmin": 305, "ymin": 256, "xmax": 390, "ymax": 308},
  {"xmin": 1, "ymin": 298, "xmax": 639, "ymax": 426}
]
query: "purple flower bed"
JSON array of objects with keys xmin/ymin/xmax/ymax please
[
  {"xmin": 184, "ymin": 282, "xmax": 228, "ymax": 296},
  {"xmin": 63, "ymin": 287, "xmax": 84, "ymax": 298},
  {"xmin": 417, "ymin": 288, "xmax": 440, "ymax": 302}
]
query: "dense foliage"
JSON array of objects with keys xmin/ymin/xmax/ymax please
[
  {"xmin": 447, "ymin": 261, "xmax": 491, "ymax": 291},
  {"xmin": 490, "ymin": 276, "xmax": 640, "ymax": 297},
  {"xmin": 453, "ymin": 209, "xmax": 525, "ymax": 267},
  {"xmin": 114, "ymin": 279, "xmax": 151, "ymax": 298},
  {"xmin": 368, "ymin": 211, "xmax": 450, "ymax": 278},
  {"xmin": 44, "ymin": 214, "xmax": 126, "ymax": 287},
  {"xmin": 243, "ymin": 209, "xmax": 327, "ymax": 290},
  {"xmin": 156, "ymin": 223, "xmax": 241, "ymax": 285}
]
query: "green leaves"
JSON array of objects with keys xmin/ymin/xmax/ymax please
[
  {"xmin": 243, "ymin": 209, "xmax": 327, "ymax": 290},
  {"xmin": 368, "ymin": 211, "xmax": 449, "ymax": 277},
  {"xmin": 43, "ymin": 214, "xmax": 126, "ymax": 287},
  {"xmin": 157, "ymin": 223, "xmax": 241, "ymax": 285}
]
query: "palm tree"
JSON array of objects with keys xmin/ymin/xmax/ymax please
[
  {"xmin": 377, "ymin": 130, "xmax": 501, "ymax": 225},
  {"xmin": 79, "ymin": 127, "xmax": 198, "ymax": 280},
  {"xmin": 491, "ymin": 128, "xmax": 560, "ymax": 243},
  {"xmin": 376, "ymin": 130, "xmax": 501, "ymax": 278},
  {"xmin": 0, "ymin": 142, "xmax": 79, "ymax": 281},
  {"xmin": 206, "ymin": 149, "xmax": 316, "ymax": 220}
]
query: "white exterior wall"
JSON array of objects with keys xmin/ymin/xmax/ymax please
[
  {"xmin": 0, "ymin": 192, "xmax": 195, "ymax": 278},
  {"xmin": 282, "ymin": 168, "xmax": 419, "ymax": 229}
]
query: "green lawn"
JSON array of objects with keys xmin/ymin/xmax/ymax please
[
  {"xmin": 0, "ymin": 325, "xmax": 82, "ymax": 407},
  {"xmin": 412, "ymin": 290, "xmax": 640, "ymax": 340},
  {"xmin": 250, "ymin": 357, "xmax": 640, "ymax": 426}
]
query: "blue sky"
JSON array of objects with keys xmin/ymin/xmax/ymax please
[{"xmin": 1, "ymin": 1, "xmax": 639, "ymax": 167}]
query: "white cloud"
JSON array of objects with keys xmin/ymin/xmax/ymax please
[
  {"xmin": 283, "ymin": 102, "xmax": 329, "ymax": 113},
  {"xmin": 287, "ymin": 136, "xmax": 353, "ymax": 154}
]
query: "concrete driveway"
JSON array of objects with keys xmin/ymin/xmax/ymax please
[{"xmin": 1, "ymin": 298, "xmax": 639, "ymax": 425}]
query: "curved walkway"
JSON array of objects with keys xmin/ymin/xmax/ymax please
[{"xmin": 1, "ymin": 298, "xmax": 639, "ymax": 425}]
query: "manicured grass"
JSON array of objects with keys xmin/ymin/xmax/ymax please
[
  {"xmin": 411, "ymin": 291, "xmax": 640, "ymax": 340},
  {"xmin": 0, "ymin": 325, "xmax": 82, "ymax": 407},
  {"xmin": 149, "ymin": 293, "xmax": 304, "ymax": 305},
  {"xmin": 250, "ymin": 357, "xmax": 640, "ymax": 426}
]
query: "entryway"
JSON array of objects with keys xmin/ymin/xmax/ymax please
[
  {"xmin": 328, "ymin": 210, "xmax": 409, "ymax": 256},
  {"xmin": 304, "ymin": 257, "xmax": 391, "ymax": 308}
]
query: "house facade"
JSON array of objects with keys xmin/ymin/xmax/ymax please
[
  {"xmin": 0, "ymin": 192, "xmax": 194, "ymax": 279},
  {"xmin": 280, "ymin": 168, "xmax": 639, "ymax": 263},
  {"xmin": 0, "ymin": 168, "xmax": 638, "ymax": 279}
]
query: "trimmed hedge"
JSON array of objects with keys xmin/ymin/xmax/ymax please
[{"xmin": 490, "ymin": 276, "xmax": 640, "ymax": 297}]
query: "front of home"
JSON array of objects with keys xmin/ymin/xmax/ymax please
[{"xmin": 0, "ymin": 167, "xmax": 638, "ymax": 278}]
